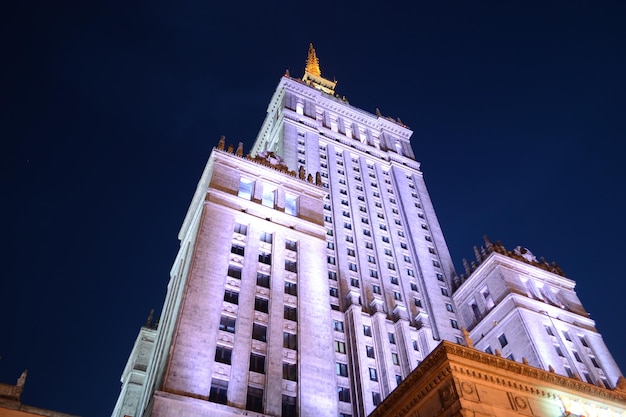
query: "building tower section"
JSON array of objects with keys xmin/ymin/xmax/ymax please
[
  {"xmin": 251, "ymin": 45, "xmax": 463, "ymax": 416},
  {"xmin": 453, "ymin": 237, "xmax": 622, "ymax": 389},
  {"xmin": 122, "ymin": 146, "xmax": 335, "ymax": 417}
]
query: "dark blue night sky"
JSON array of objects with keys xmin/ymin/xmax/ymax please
[{"xmin": 3, "ymin": 1, "xmax": 625, "ymax": 416}]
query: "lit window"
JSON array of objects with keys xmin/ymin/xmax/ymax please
[
  {"xmin": 285, "ymin": 193, "xmax": 298, "ymax": 216},
  {"xmin": 262, "ymin": 186, "xmax": 276, "ymax": 208},
  {"xmin": 336, "ymin": 363, "xmax": 348, "ymax": 377},
  {"xmin": 238, "ymin": 179, "xmax": 254, "ymax": 200},
  {"xmin": 334, "ymin": 340, "xmax": 346, "ymax": 353},
  {"xmin": 333, "ymin": 320, "xmax": 344, "ymax": 332}
]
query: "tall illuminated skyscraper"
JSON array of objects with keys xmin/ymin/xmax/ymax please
[{"xmin": 111, "ymin": 45, "xmax": 621, "ymax": 417}]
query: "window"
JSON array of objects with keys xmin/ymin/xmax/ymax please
[
  {"xmin": 219, "ymin": 315, "xmax": 236, "ymax": 333},
  {"xmin": 209, "ymin": 378, "xmax": 228, "ymax": 404},
  {"xmin": 428, "ymin": 247, "xmax": 436, "ymax": 254},
  {"xmin": 336, "ymin": 363, "xmax": 348, "ymax": 377},
  {"xmin": 224, "ymin": 289, "xmax": 239, "ymax": 305},
  {"xmin": 450, "ymin": 319, "xmax": 459, "ymax": 329},
  {"xmin": 252, "ymin": 324, "xmax": 267, "ymax": 342},
  {"xmin": 498, "ymin": 334, "xmax": 508, "ymax": 348},
  {"xmin": 395, "ymin": 374, "xmax": 402, "ymax": 385},
  {"xmin": 262, "ymin": 186, "xmax": 275, "ymax": 208},
  {"xmin": 412, "ymin": 340, "xmax": 419, "ymax": 351},
  {"xmin": 414, "ymin": 298, "xmax": 422, "ymax": 307},
  {"xmin": 327, "ymin": 241, "xmax": 334, "ymax": 250},
  {"xmin": 329, "ymin": 287, "xmax": 339, "ymax": 297},
  {"xmin": 284, "ymin": 305, "xmax": 297, "ymax": 321},
  {"xmin": 285, "ymin": 194, "xmax": 298, "ymax": 216},
  {"xmin": 440, "ymin": 287, "xmax": 449, "ymax": 296},
  {"xmin": 231, "ymin": 244, "xmax": 245, "ymax": 256},
  {"xmin": 233, "ymin": 223, "xmax": 248, "ymax": 235},
  {"xmin": 369, "ymin": 367, "xmax": 378, "ymax": 381},
  {"xmin": 282, "ymin": 395, "xmax": 297, "ymax": 417},
  {"xmin": 373, "ymin": 285, "xmax": 381, "ymax": 294},
  {"xmin": 410, "ymin": 282, "xmax": 418, "ymax": 292},
  {"xmin": 432, "ymin": 260, "xmax": 440, "ymax": 267},
  {"xmin": 445, "ymin": 303, "xmax": 454, "ymax": 312},
  {"xmin": 506, "ymin": 353, "xmax": 515, "ymax": 361},
  {"xmin": 347, "ymin": 248, "xmax": 355, "ymax": 256},
  {"xmin": 285, "ymin": 281, "xmax": 297, "ymax": 295},
  {"xmin": 393, "ymin": 291, "xmax": 402, "ymax": 301},
  {"xmin": 363, "ymin": 229, "xmax": 371, "ymax": 236},
  {"xmin": 328, "ymin": 271, "xmax": 337, "ymax": 281},
  {"xmin": 327, "ymin": 256, "xmax": 336, "ymax": 265},
  {"xmin": 250, "ymin": 354, "xmax": 265, "ymax": 373},
  {"xmin": 246, "ymin": 387, "xmax": 264, "ymax": 413},
  {"xmin": 573, "ymin": 351, "xmax": 582, "ymax": 362},
  {"xmin": 351, "ymin": 278, "xmax": 360, "ymax": 288},
  {"xmin": 227, "ymin": 265, "xmax": 242, "ymax": 279},
  {"xmin": 258, "ymin": 252, "xmax": 271, "ymax": 265},
  {"xmin": 349, "ymin": 263, "xmax": 357, "ymax": 272},
  {"xmin": 283, "ymin": 362, "xmax": 298, "ymax": 381},
  {"xmin": 333, "ymin": 320, "xmax": 344, "ymax": 332},
  {"xmin": 365, "ymin": 241, "xmax": 373, "ymax": 249},
  {"xmin": 255, "ymin": 297, "xmax": 269, "ymax": 313},
  {"xmin": 363, "ymin": 325, "xmax": 372, "ymax": 337},
  {"xmin": 257, "ymin": 272, "xmax": 270, "ymax": 288},
  {"xmin": 545, "ymin": 325, "xmax": 554, "ymax": 336},
  {"xmin": 285, "ymin": 239, "xmax": 297, "ymax": 251},
  {"xmin": 564, "ymin": 366, "xmax": 574, "ymax": 377},
  {"xmin": 563, "ymin": 331, "xmax": 572, "ymax": 341},
  {"xmin": 346, "ymin": 235, "xmax": 354, "ymax": 243},
  {"xmin": 387, "ymin": 262, "xmax": 396, "ymax": 271},
  {"xmin": 372, "ymin": 392, "xmax": 381, "ymax": 406},
  {"xmin": 392, "ymin": 353, "xmax": 399, "ymax": 365},
  {"xmin": 334, "ymin": 340, "xmax": 346, "ymax": 354},
  {"xmin": 367, "ymin": 255, "xmax": 376, "ymax": 263},
  {"xmin": 580, "ymin": 336, "xmax": 589, "ymax": 348},
  {"xmin": 338, "ymin": 387, "xmax": 351, "ymax": 402},
  {"xmin": 436, "ymin": 273, "xmax": 444, "ymax": 281},
  {"xmin": 366, "ymin": 346, "xmax": 375, "ymax": 358},
  {"xmin": 238, "ymin": 179, "xmax": 254, "ymax": 200},
  {"xmin": 555, "ymin": 345, "xmax": 564, "ymax": 357},
  {"xmin": 285, "ymin": 260, "xmax": 297, "ymax": 273},
  {"xmin": 283, "ymin": 332, "xmax": 297, "ymax": 349},
  {"xmin": 425, "ymin": 235, "xmax": 432, "ymax": 242},
  {"xmin": 343, "ymin": 210, "xmax": 350, "ymax": 218},
  {"xmin": 215, "ymin": 346, "xmax": 232, "ymax": 365},
  {"xmin": 390, "ymin": 276, "xmax": 399, "ymax": 285},
  {"xmin": 388, "ymin": 332, "xmax": 396, "ymax": 344},
  {"xmin": 481, "ymin": 285, "xmax": 495, "ymax": 309},
  {"xmin": 344, "ymin": 222, "xmax": 352, "ymax": 230},
  {"xmin": 591, "ymin": 357, "xmax": 600, "ymax": 368},
  {"xmin": 324, "ymin": 215, "xmax": 333, "ymax": 223},
  {"xmin": 379, "ymin": 224, "xmax": 387, "ymax": 231},
  {"xmin": 485, "ymin": 346, "xmax": 493, "ymax": 354}
]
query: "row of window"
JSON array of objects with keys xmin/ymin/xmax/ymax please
[
  {"xmin": 238, "ymin": 179, "xmax": 298, "ymax": 216},
  {"xmin": 209, "ymin": 377, "xmax": 296, "ymax": 416}
]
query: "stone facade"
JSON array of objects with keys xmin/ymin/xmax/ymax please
[{"xmin": 370, "ymin": 341, "xmax": 626, "ymax": 417}]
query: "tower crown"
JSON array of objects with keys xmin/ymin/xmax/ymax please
[{"xmin": 301, "ymin": 43, "xmax": 337, "ymax": 95}]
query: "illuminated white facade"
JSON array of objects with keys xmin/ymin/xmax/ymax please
[
  {"xmin": 111, "ymin": 46, "xmax": 622, "ymax": 417},
  {"xmin": 453, "ymin": 238, "xmax": 622, "ymax": 389}
]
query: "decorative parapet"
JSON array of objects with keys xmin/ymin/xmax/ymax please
[
  {"xmin": 459, "ymin": 236, "xmax": 565, "ymax": 284},
  {"xmin": 215, "ymin": 136, "xmax": 322, "ymax": 186},
  {"xmin": 370, "ymin": 341, "xmax": 626, "ymax": 417}
]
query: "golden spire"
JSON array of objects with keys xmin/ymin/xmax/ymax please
[
  {"xmin": 305, "ymin": 43, "xmax": 322, "ymax": 76},
  {"xmin": 302, "ymin": 43, "xmax": 336, "ymax": 95}
]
